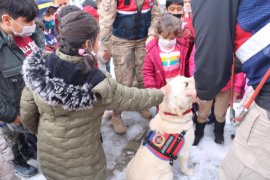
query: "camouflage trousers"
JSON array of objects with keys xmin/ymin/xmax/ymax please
[{"xmin": 111, "ymin": 35, "xmax": 146, "ymax": 88}]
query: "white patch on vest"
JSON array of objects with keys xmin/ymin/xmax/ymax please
[{"xmin": 236, "ymin": 22, "xmax": 270, "ymax": 63}]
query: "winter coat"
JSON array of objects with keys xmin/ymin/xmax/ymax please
[
  {"xmin": 143, "ymin": 38, "xmax": 191, "ymax": 89},
  {"xmin": 0, "ymin": 28, "xmax": 44, "ymax": 123},
  {"xmin": 182, "ymin": 18, "xmax": 195, "ymax": 43},
  {"xmin": 20, "ymin": 50, "xmax": 164, "ymax": 180}
]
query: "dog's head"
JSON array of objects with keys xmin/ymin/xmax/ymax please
[{"xmin": 159, "ymin": 76, "xmax": 195, "ymax": 118}]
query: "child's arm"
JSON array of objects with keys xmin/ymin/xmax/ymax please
[
  {"xmin": 233, "ymin": 72, "xmax": 246, "ymax": 99},
  {"xmin": 143, "ymin": 54, "xmax": 158, "ymax": 88},
  {"xmin": 20, "ymin": 87, "xmax": 39, "ymax": 134},
  {"xmin": 188, "ymin": 46, "xmax": 196, "ymax": 77},
  {"xmin": 93, "ymin": 75, "xmax": 164, "ymax": 112}
]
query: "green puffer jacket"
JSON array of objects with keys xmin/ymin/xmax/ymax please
[
  {"xmin": 20, "ymin": 50, "xmax": 164, "ymax": 180},
  {"xmin": 0, "ymin": 27, "xmax": 44, "ymax": 123}
]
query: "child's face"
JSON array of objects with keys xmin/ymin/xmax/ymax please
[
  {"xmin": 160, "ymin": 32, "xmax": 176, "ymax": 40},
  {"xmin": 43, "ymin": 12, "xmax": 55, "ymax": 21},
  {"xmin": 167, "ymin": 3, "xmax": 183, "ymax": 16},
  {"xmin": 54, "ymin": 0, "xmax": 69, "ymax": 7},
  {"xmin": 184, "ymin": 0, "xmax": 191, "ymax": 8}
]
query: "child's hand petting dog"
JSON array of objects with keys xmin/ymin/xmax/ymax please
[{"xmin": 161, "ymin": 84, "xmax": 171, "ymax": 96}]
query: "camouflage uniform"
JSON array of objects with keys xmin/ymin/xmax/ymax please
[
  {"xmin": 99, "ymin": 0, "xmax": 161, "ymax": 88},
  {"xmin": 99, "ymin": 0, "xmax": 162, "ymax": 133}
]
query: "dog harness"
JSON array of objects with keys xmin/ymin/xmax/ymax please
[{"xmin": 143, "ymin": 130, "xmax": 186, "ymax": 166}]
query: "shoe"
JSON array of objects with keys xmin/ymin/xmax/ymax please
[
  {"xmin": 13, "ymin": 156, "xmax": 38, "ymax": 178},
  {"xmin": 214, "ymin": 121, "xmax": 225, "ymax": 144},
  {"xmin": 111, "ymin": 111, "xmax": 127, "ymax": 134},
  {"xmin": 193, "ymin": 122, "xmax": 206, "ymax": 146},
  {"xmin": 140, "ymin": 109, "xmax": 152, "ymax": 119}
]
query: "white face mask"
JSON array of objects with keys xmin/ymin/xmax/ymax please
[
  {"xmin": 12, "ymin": 19, "xmax": 36, "ymax": 37},
  {"xmin": 158, "ymin": 38, "xmax": 176, "ymax": 51},
  {"xmin": 184, "ymin": 6, "xmax": 192, "ymax": 14}
]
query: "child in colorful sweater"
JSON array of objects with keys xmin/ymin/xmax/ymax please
[{"xmin": 143, "ymin": 13, "xmax": 191, "ymax": 89}]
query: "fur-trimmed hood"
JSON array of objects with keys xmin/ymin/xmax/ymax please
[{"xmin": 22, "ymin": 50, "xmax": 106, "ymax": 110}]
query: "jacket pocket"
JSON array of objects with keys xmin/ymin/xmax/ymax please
[
  {"xmin": 1, "ymin": 69, "xmax": 24, "ymax": 107},
  {"xmin": 237, "ymin": 106, "xmax": 259, "ymax": 143}
]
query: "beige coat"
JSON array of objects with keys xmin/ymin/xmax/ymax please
[{"xmin": 20, "ymin": 50, "xmax": 164, "ymax": 180}]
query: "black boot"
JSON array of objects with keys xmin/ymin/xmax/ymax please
[
  {"xmin": 13, "ymin": 154, "xmax": 38, "ymax": 178},
  {"xmin": 214, "ymin": 121, "xmax": 225, "ymax": 144},
  {"xmin": 193, "ymin": 122, "xmax": 206, "ymax": 146}
]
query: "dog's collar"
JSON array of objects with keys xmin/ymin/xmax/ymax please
[{"xmin": 163, "ymin": 109, "xmax": 192, "ymax": 116}]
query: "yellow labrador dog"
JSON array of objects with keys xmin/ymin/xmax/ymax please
[{"xmin": 126, "ymin": 76, "xmax": 195, "ymax": 180}]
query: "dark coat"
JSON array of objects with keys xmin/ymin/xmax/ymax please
[{"xmin": 0, "ymin": 28, "xmax": 44, "ymax": 123}]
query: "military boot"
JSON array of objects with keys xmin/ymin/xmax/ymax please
[{"xmin": 111, "ymin": 111, "xmax": 127, "ymax": 134}]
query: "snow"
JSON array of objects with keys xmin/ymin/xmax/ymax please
[{"xmin": 21, "ymin": 108, "xmax": 237, "ymax": 180}]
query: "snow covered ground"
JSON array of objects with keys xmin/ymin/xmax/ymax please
[
  {"xmin": 106, "ymin": 110, "xmax": 236, "ymax": 180},
  {"xmin": 21, "ymin": 108, "xmax": 237, "ymax": 180}
]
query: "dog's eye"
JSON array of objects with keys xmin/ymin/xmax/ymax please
[{"xmin": 185, "ymin": 82, "xmax": 188, "ymax": 88}]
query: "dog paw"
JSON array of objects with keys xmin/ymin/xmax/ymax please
[{"xmin": 182, "ymin": 168, "xmax": 194, "ymax": 176}]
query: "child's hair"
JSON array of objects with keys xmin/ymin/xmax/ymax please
[
  {"xmin": 166, "ymin": 0, "xmax": 183, "ymax": 9},
  {"xmin": 59, "ymin": 11, "xmax": 100, "ymax": 72},
  {"xmin": 58, "ymin": 5, "xmax": 81, "ymax": 20},
  {"xmin": 157, "ymin": 13, "xmax": 182, "ymax": 38},
  {"xmin": 0, "ymin": 0, "xmax": 38, "ymax": 22},
  {"xmin": 82, "ymin": 0, "xmax": 97, "ymax": 9}
]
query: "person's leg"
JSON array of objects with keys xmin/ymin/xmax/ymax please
[
  {"xmin": 214, "ymin": 90, "xmax": 230, "ymax": 144},
  {"xmin": 134, "ymin": 38, "xmax": 152, "ymax": 119},
  {"xmin": 20, "ymin": 133, "xmax": 37, "ymax": 160},
  {"xmin": 219, "ymin": 147, "xmax": 269, "ymax": 180},
  {"xmin": 111, "ymin": 36, "xmax": 136, "ymax": 133},
  {"xmin": 220, "ymin": 103, "xmax": 270, "ymax": 179},
  {"xmin": 219, "ymin": 148, "xmax": 244, "ymax": 180},
  {"xmin": 0, "ymin": 126, "xmax": 37, "ymax": 178},
  {"xmin": 0, "ymin": 137, "xmax": 20, "ymax": 180},
  {"xmin": 12, "ymin": 133, "xmax": 37, "ymax": 178},
  {"xmin": 193, "ymin": 100, "xmax": 213, "ymax": 145}
]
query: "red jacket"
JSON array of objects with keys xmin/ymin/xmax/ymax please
[
  {"xmin": 143, "ymin": 38, "xmax": 191, "ymax": 89},
  {"xmin": 83, "ymin": 6, "xmax": 99, "ymax": 21}
]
